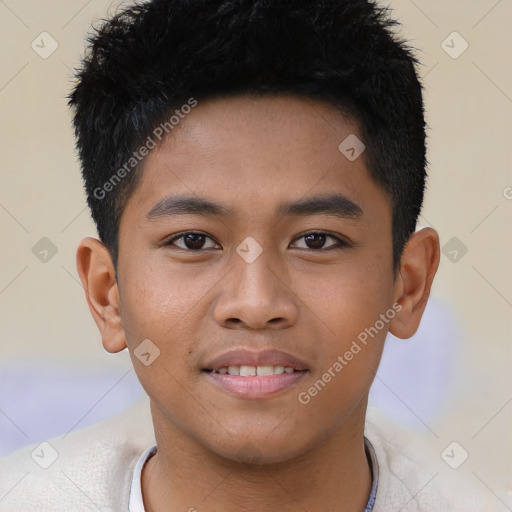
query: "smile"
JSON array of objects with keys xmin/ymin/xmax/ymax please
[
  {"xmin": 211, "ymin": 365, "xmax": 297, "ymax": 376},
  {"xmin": 202, "ymin": 348, "xmax": 309, "ymax": 398}
]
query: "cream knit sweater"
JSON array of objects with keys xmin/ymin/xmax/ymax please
[{"xmin": 0, "ymin": 397, "xmax": 501, "ymax": 511}]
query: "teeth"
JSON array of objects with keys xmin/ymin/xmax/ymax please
[
  {"xmin": 256, "ymin": 365, "xmax": 274, "ymax": 376},
  {"xmin": 240, "ymin": 365, "xmax": 256, "ymax": 376},
  {"xmin": 214, "ymin": 365, "xmax": 297, "ymax": 376}
]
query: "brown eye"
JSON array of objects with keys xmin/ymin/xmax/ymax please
[
  {"xmin": 304, "ymin": 233, "xmax": 327, "ymax": 249},
  {"xmin": 182, "ymin": 233, "xmax": 206, "ymax": 250},
  {"xmin": 165, "ymin": 232, "xmax": 219, "ymax": 251},
  {"xmin": 291, "ymin": 232, "xmax": 347, "ymax": 250}
]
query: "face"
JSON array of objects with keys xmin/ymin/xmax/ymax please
[{"xmin": 95, "ymin": 95, "xmax": 408, "ymax": 462}]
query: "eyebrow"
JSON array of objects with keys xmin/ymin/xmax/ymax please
[{"xmin": 146, "ymin": 193, "xmax": 363, "ymax": 221}]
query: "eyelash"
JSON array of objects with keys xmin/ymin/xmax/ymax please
[{"xmin": 163, "ymin": 231, "xmax": 351, "ymax": 252}]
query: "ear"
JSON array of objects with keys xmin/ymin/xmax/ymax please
[
  {"xmin": 389, "ymin": 227, "xmax": 440, "ymax": 339},
  {"xmin": 76, "ymin": 237, "xmax": 127, "ymax": 353}
]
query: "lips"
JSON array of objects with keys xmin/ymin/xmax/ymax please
[
  {"xmin": 203, "ymin": 348, "xmax": 309, "ymax": 398},
  {"xmin": 203, "ymin": 348, "xmax": 308, "ymax": 372},
  {"xmin": 214, "ymin": 365, "xmax": 296, "ymax": 376}
]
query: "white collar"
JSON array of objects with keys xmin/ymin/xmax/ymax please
[{"xmin": 128, "ymin": 438, "xmax": 378, "ymax": 512}]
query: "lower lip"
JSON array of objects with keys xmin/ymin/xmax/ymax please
[{"xmin": 205, "ymin": 371, "xmax": 307, "ymax": 398}]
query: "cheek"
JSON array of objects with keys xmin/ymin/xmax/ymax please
[
  {"xmin": 119, "ymin": 252, "xmax": 201, "ymax": 337},
  {"xmin": 295, "ymin": 271, "xmax": 390, "ymax": 424},
  {"xmin": 117, "ymin": 255, "xmax": 203, "ymax": 391},
  {"xmin": 299, "ymin": 251, "xmax": 394, "ymax": 343},
  {"xmin": 297, "ymin": 250, "xmax": 393, "ymax": 406}
]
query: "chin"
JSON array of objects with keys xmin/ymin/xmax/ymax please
[{"xmin": 205, "ymin": 430, "xmax": 314, "ymax": 466}]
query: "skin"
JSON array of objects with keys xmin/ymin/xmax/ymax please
[{"xmin": 77, "ymin": 95, "xmax": 440, "ymax": 512}]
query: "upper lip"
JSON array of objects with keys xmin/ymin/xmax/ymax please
[{"xmin": 204, "ymin": 348, "xmax": 308, "ymax": 371}]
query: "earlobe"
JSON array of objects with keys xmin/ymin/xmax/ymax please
[
  {"xmin": 389, "ymin": 227, "xmax": 440, "ymax": 339},
  {"xmin": 76, "ymin": 237, "xmax": 127, "ymax": 353}
]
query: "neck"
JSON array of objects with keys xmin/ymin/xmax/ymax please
[{"xmin": 142, "ymin": 400, "xmax": 372, "ymax": 512}]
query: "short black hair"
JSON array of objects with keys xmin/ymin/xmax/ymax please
[{"xmin": 68, "ymin": 0, "xmax": 426, "ymax": 271}]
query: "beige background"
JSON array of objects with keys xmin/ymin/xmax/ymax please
[{"xmin": 0, "ymin": 0, "xmax": 511, "ymax": 500}]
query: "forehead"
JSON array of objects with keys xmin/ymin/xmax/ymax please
[{"xmin": 122, "ymin": 94, "xmax": 389, "ymax": 224}]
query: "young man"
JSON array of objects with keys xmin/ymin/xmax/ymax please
[{"xmin": 0, "ymin": 0, "xmax": 500, "ymax": 511}]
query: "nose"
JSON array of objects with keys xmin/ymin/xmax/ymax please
[{"xmin": 212, "ymin": 247, "xmax": 299, "ymax": 331}]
